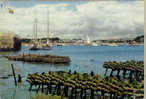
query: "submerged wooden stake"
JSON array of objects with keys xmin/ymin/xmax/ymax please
[
  {"xmin": 104, "ymin": 68, "xmax": 108, "ymax": 76},
  {"xmin": 11, "ymin": 64, "xmax": 17, "ymax": 86},
  {"xmin": 110, "ymin": 69, "xmax": 114, "ymax": 77},
  {"xmin": 123, "ymin": 70, "xmax": 126, "ymax": 79},
  {"xmin": 42, "ymin": 84, "xmax": 44, "ymax": 92},
  {"xmin": 29, "ymin": 84, "xmax": 33, "ymax": 91},
  {"xmin": 91, "ymin": 89, "xmax": 94, "ymax": 99},
  {"xmin": 37, "ymin": 85, "xmax": 41, "ymax": 93}
]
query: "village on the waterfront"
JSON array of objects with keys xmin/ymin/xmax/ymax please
[
  {"xmin": 21, "ymin": 35, "xmax": 144, "ymax": 47},
  {"xmin": 0, "ymin": 0, "xmax": 144, "ymax": 99}
]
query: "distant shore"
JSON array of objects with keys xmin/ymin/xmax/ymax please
[{"xmin": 22, "ymin": 42, "xmax": 144, "ymax": 47}]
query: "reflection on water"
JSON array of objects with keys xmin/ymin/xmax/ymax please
[{"xmin": 0, "ymin": 45, "xmax": 144, "ymax": 99}]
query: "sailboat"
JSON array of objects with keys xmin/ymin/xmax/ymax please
[
  {"xmin": 30, "ymin": 16, "xmax": 40, "ymax": 50},
  {"xmin": 30, "ymin": 10, "xmax": 52, "ymax": 50},
  {"xmin": 42, "ymin": 10, "xmax": 52, "ymax": 49},
  {"xmin": 30, "ymin": 11, "xmax": 51, "ymax": 50}
]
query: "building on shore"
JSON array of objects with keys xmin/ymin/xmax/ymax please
[{"xmin": 0, "ymin": 33, "xmax": 21, "ymax": 51}]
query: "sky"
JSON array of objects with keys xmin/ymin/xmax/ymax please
[{"xmin": 0, "ymin": 1, "xmax": 144, "ymax": 40}]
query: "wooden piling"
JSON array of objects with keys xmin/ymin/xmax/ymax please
[
  {"xmin": 90, "ymin": 89, "xmax": 94, "ymax": 99},
  {"xmin": 11, "ymin": 64, "xmax": 17, "ymax": 86},
  {"xmin": 129, "ymin": 71, "xmax": 133, "ymax": 82},
  {"xmin": 123, "ymin": 70, "xmax": 126, "ymax": 79},
  {"xmin": 74, "ymin": 88, "xmax": 77, "ymax": 99},
  {"xmin": 45, "ymin": 85, "xmax": 49, "ymax": 95},
  {"xmin": 104, "ymin": 68, "xmax": 108, "ymax": 76},
  {"xmin": 57, "ymin": 84, "xmax": 61, "ymax": 95},
  {"xmin": 29, "ymin": 84, "xmax": 33, "ymax": 91},
  {"xmin": 26, "ymin": 71, "xmax": 144, "ymax": 99},
  {"xmin": 116, "ymin": 70, "xmax": 120, "ymax": 79},
  {"xmin": 42, "ymin": 84, "xmax": 44, "ymax": 92},
  {"xmin": 70, "ymin": 88, "xmax": 74, "ymax": 99},
  {"xmin": 84, "ymin": 89, "xmax": 87, "ymax": 99},
  {"xmin": 80, "ymin": 88, "xmax": 83, "ymax": 99},
  {"xmin": 64, "ymin": 86, "xmax": 68, "ymax": 97},
  {"xmin": 49, "ymin": 84, "xmax": 52, "ymax": 94},
  {"xmin": 110, "ymin": 69, "xmax": 114, "ymax": 77},
  {"xmin": 37, "ymin": 85, "xmax": 41, "ymax": 93}
]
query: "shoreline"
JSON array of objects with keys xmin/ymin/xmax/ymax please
[{"xmin": 22, "ymin": 42, "xmax": 144, "ymax": 47}]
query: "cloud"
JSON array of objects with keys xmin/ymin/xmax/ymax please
[{"xmin": 0, "ymin": 1, "xmax": 144, "ymax": 40}]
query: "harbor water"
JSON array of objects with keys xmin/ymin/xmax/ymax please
[{"xmin": 0, "ymin": 45, "xmax": 144, "ymax": 99}]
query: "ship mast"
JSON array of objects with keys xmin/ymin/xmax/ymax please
[
  {"xmin": 33, "ymin": 9, "xmax": 38, "ymax": 42},
  {"xmin": 47, "ymin": 9, "xmax": 50, "ymax": 44},
  {"xmin": 34, "ymin": 18, "xmax": 38, "ymax": 41}
]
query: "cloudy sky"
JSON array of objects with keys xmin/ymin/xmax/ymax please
[{"xmin": 0, "ymin": 1, "xmax": 144, "ymax": 40}]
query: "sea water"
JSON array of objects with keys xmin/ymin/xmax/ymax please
[{"xmin": 0, "ymin": 45, "xmax": 144, "ymax": 99}]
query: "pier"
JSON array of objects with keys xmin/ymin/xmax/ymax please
[
  {"xmin": 103, "ymin": 60, "xmax": 144, "ymax": 82},
  {"xmin": 6, "ymin": 54, "xmax": 70, "ymax": 64},
  {"xmin": 26, "ymin": 71, "xmax": 144, "ymax": 99}
]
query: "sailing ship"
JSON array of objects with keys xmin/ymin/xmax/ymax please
[{"xmin": 30, "ymin": 10, "xmax": 51, "ymax": 50}]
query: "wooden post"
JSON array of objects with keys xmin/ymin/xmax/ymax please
[
  {"xmin": 61, "ymin": 87, "xmax": 64, "ymax": 99},
  {"xmin": 110, "ymin": 93, "xmax": 113, "ymax": 99},
  {"xmin": 129, "ymin": 71, "xmax": 133, "ymax": 82},
  {"xmin": 139, "ymin": 72, "xmax": 142, "ymax": 81},
  {"xmin": 117, "ymin": 70, "xmax": 120, "ymax": 76},
  {"xmin": 80, "ymin": 88, "xmax": 83, "ymax": 99},
  {"xmin": 90, "ymin": 89, "xmax": 94, "ymax": 99},
  {"xmin": 110, "ymin": 69, "xmax": 114, "ymax": 77},
  {"xmin": 11, "ymin": 64, "xmax": 17, "ymax": 86},
  {"xmin": 101, "ymin": 91, "xmax": 104, "ymax": 99},
  {"xmin": 117, "ymin": 70, "xmax": 120, "ymax": 79},
  {"xmin": 113, "ymin": 93, "xmax": 116, "ymax": 99},
  {"xmin": 123, "ymin": 70, "xmax": 126, "ymax": 79},
  {"xmin": 37, "ymin": 85, "xmax": 41, "ymax": 93},
  {"xmin": 29, "ymin": 84, "xmax": 33, "ymax": 91},
  {"xmin": 46, "ymin": 85, "xmax": 49, "ymax": 95},
  {"xmin": 84, "ymin": 89, "xmax": 87, "ymax": 99},
  {"xmin": 70, "ymin": 88, "xmax": 74, "ymax": 99},
  {"xmin": 64, "ymin": 86, "xmax": 68, "ymax": 97},
  {"xmin": 141, "ymin": 72, "xmax": 144, "ymax": 80},
  {"xmin": 136, "ymin": 71, "xmax": 139, "ymax": 81},
  {"xmin": 49, "ymin": 84, "xmax": 52, "ymax": 94},
  {"xmin": 57, "ymin": 84, "xmax": 61, "ymax": 95},
  {"xmin": 74, "ymin": 88, "xmax": 78, "ymax": 99},
  {"xmin": 42, "ymin": 84, "xmax": 44, "ymax": 92},
  {"xmin": 104, "ymin": 68, "xmax": 108, "ymax": 76}
]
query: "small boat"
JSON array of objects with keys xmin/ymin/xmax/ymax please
[
  {"xmin": 41, "ymin": 46, "xmax": 52, "ymax": 50},
  {"xmin": 91, "ymin": 43, "xmax": 100, "ymax": 46},
  {"xmin": 108, "ymin": 43, "xmax": 118, "ymax": 47},
  {"xmin": 30, "ymin": 44, "xmax": 51, "ymax": 50},
  {"xmin": 30, "ymin": 45, "xmax": 40, "ymax": 50}
]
